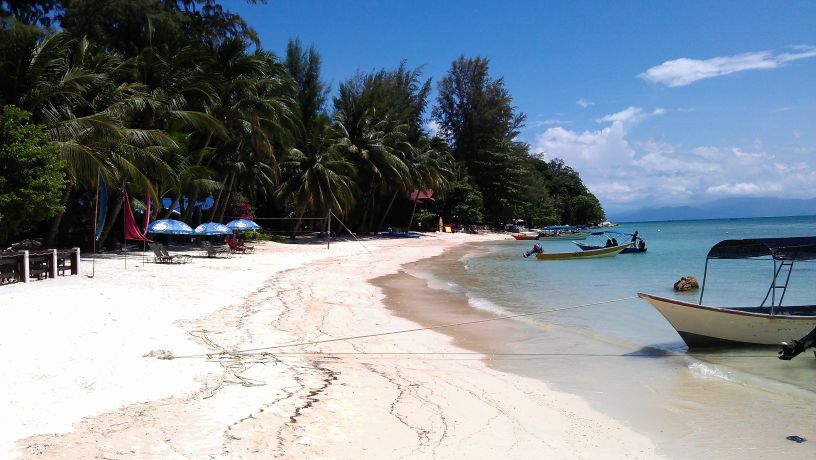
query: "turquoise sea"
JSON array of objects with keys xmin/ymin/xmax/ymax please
[{"xmin": 408, "ymin": 216, "xmax": 816, "ymax": 458}]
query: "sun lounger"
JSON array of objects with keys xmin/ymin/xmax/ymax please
[
  {"xmin": 150, "ymin": 243, "xmax": 176, "ymax": 263},
  {"xmin": 0, "ymin": 256, "xmax": 18, "ymax": 284},
  {"xmin": 150, "ymin": 243, "xmax": 191, "ymax": 264},
  {"xmin": 158, "ymin": 243, "xmax": 192, "ymax": 263},
  {"xmin": 201, "ymin": 240, "xmax": 232, "ymax": 258},
  {"xmin": 226, "ymin": 238, "xmax": 255, "ymax": 254}
]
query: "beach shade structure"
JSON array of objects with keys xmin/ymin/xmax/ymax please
[
  {"xmin": 226, "ymin": 219, "xmax": 261, "ymax": 231},
  {"xmin": 194, "ymin": 222, "xmax": 232, "ymax": 236},
  {"xmin": 147, "ymin": 219, "xmax": 194, "ymax": 235}
]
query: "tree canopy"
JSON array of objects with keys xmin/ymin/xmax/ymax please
[
  {"xmin": 0, "ymin": 1, "xmax": 604, "ymax": 248},
  {"xmin": 0, "ymin": 105, "xmax": 66, "ymax": 243}
]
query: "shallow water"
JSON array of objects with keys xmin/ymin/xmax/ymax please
[{"xmin": 406, "ymin": 216, "xmax": 816, "ymax": 458}]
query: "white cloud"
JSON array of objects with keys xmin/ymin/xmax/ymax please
[
  {"xmin": 577, "ymin": 99, "xmax": 594, "ymax": 108},
  {"xmin": 705, "ymin": 182, "xmax": 762, "ymax": 195},
  {"xmin": 426, "ymin": 120, "xmax": 441, "ymax": 136},
  {"xmin": 596, "ymin": 107, "xmax": 665, "ymax": 124},
  {"xmin": 639, "ymin": 46, "xmax": 816, "ymax": 87},
  {"xmin": 528, "ymin": 119, "xmax": 566, "ymax": 128},
  {"xmin": 530, "ymin": 107, "xmax": 816, "ymax": 213},
  {"xmin": 596, "ymin": 106, "xmax": 642, "ymax": 124}
]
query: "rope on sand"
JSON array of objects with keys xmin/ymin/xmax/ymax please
[{"xmin": 168, "ymin": 296, "xmax": 638, "ymax": 360}]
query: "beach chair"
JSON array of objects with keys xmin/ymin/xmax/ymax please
[
  {"xmin": 201, "ymin": 240, "xmax": 232, "ymax": 258},
  {"xmin": 150, "ymin": 243, "xmax": 177, "ymax": 264},
  {"xmin": 227, "ymin": 238, "xmax": 255, "ymax": 254},
  {"xmin": 158, "ymin": 243, "xmax": 192, "ymax": 264},
  {"xmin": 0, "ymin": 255, "xmax": 18, "ymax": 284}
]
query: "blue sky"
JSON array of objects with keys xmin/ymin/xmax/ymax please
[{"xmin": 232, "ymin": 0, "xmax": 816, "ymax": 214}]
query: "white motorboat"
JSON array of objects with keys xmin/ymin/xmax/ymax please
[{"xmin": 638, "ymin": 237, "xmax": 816, "ymax": 347}]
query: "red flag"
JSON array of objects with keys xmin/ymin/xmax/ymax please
[{"xmin": 123, "ymin": 191, "xmax": 151, "ymax": 242}]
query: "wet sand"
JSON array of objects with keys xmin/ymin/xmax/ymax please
[{"xmin": 376, "ymin": 244, "xmax": 816, "ymax": 459}]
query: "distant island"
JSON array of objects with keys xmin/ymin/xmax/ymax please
[{"xmin": 610, "ymin": 197, "xmax": 816, "ymax": 222}]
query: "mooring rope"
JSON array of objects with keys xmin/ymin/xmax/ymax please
[{"xmin": 170, "ymin": 295, "xmax": 638, "ymax": 360}]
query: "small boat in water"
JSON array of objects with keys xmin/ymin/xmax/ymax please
[
  {"xmin": 511, "ymin": 231, "xmax": 539, "ymax": 240},
  {"xmin": 638, "ymin": 237, "xmax": 816, "ymax": 347},
  {"xmin": 534, "ymin": 243, "xmax": 629, "ymax": 260},
  {"xmin": 537, "ymin": 225, "xmax": 590, "ymax": 241},
  {"xmin": 382, "ymin": 231, "xmax": 421, "ymax": 238},
  {"xmin": 574, "ymin": 231, "xmax": 646, "ymax": 253}
]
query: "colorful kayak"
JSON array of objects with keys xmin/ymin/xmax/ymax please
[{"xmin": 534, "ymin": 244, "xmax": 629, "ymax": 260}]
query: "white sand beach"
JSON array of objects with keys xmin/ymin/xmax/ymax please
[{"xmin": 1, "ymin": 234, "xmax": 660, "ymax": 459}]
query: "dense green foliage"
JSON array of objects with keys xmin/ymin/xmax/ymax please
[
  {"xmin": 432, "ymin": 56, "xmax": 604, "ymax": 226},
  {"xmin": 0, "ymin": 105, "xmax": 66, "ymax": 243},
  {"xmin": 0, "ymin": 0, "xmax": 603, "ymax": 248}
]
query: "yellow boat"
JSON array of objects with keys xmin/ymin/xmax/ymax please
[{"xmin": 534, "ymin": 244, "xmax": 630, "ymax": 260}]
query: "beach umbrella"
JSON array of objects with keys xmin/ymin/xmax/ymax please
[
  {"xmin": 194, "ymin": 222, "xmax": 231, "ymax": 235},
  {"xmin": 147, "ymin": 219, "xmax": 194, "ymax": 235},
  {"xmin": 225, "ymin": 219, "xmax": 261, "ymax": 231}
]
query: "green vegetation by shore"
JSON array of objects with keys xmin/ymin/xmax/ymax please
[{"xmin": 0, "ymin": 0, "xmax": 604, "ymax": 248}]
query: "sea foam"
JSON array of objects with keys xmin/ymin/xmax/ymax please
[
  {"xmin": 466, "ymin": 295, "xmax": 510, "ymax": 316},
  {"xmin": 688, "ymin": 362, "xmax": 732, "ymax": 381}
]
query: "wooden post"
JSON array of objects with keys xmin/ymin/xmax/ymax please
[
  {"xmin": 21, "ymin": 251, "xmax": 30, "ymax": 283},
  {"xmin": 73, "ymin": 247, "xmax": 81, "ymax": 275},
  {"xmin": 49, "ymin": 249, "xmax": 58, "ymax": 278},
  {"xmin": 326, "ymin": 212, "xmax": 331, "ymax": 249}
]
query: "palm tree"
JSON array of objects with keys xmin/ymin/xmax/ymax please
[
  {"xmin": 332, "ymin": 111, "xmax": 411, "ymax": 232},
  {"xmin": 379, "ymin": 135, "xmax": 452, "ymax": 231},
  {"xmin": 0, "ymin": 28, "xmax": 179, "ymax": 246},
  {"xmin": 206, "ymin": 41, "xmax": 300, "ymax": 222},
  {"xmin": 277, "ymin": 117, "xmax": 357, "ymax": 234}
]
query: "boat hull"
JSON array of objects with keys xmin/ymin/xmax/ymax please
[
  {"xmin": 637, "ymin": 293, "xmax": 816, "ymax": 347},
  {"xmin": 534, "ymin": 244, "xmax": 628, "ymax": 260},
  {"xmin": 511, "ymin": 233, "xmax": 538, "ymax": 240},
  {"xmin": 538, "ymin": 233, "xmax": 590, "ymax": 241},
  {"xmin": 575, "ymin": 243, "xmax": 645, "ymax": 253}
]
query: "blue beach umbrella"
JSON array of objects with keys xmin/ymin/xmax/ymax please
[
  {"xmin": 147, "ymin": 219, "xmax": 194, "ymax": 235},
  {"xmin": 226, "ymin": 219, "xmax": 261, "ymax": 231},
  {"xmin": 194, "ymin": 222, "xmax": 232, "ymax": 235}
]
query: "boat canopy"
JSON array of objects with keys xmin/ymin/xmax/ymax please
[
  {"xmin": 542, "ymin": 225, "xmax": 577, "ymax": 230},
  {"xmin": 588, "ymin": 230, "xmax": 634, "ymax": 237},
  {"xmin": 706, "ymin": 237, "xmax": 816, "ymax": 261}
]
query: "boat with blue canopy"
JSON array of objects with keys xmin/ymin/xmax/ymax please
[
  {"xmin": 537, "ymin": 225, "xmax": 590, "ymax": 241},
  {"xmin": 574, "ymin": 231, "xmax": 646, "ymax": 253}
]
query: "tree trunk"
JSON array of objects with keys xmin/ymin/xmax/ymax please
[
  {"xmin": 367, "ymin": 193, "xmax": 378, "ymax": 233},
  {"xmin": 97, "ymin": 193, "xmax": 124, "ymax": 248},
  {"xmin": 407, "ymin": 199, "xmax": 419, "ymax": 230},
  {"xmin": 163, "ymin": 194, "xmax": 181, "ymax": 219},
  {"xmin": 44, "ymin": 184, "xmax": 73, "ymax": 248},
  {"xmin": 376, "ymin": 191, "xmax": 399, "ymax": 232},
  {"xmin": 291, "ymin": 202, "xmax": 308, "ymax": 239},
  {"xmin": 216, "ymin": 174, "xmax": 235, "ymax": 223},
  {"xmin": 182, "ymin": 192, "xmax": 199, "ymax": 223},
  {"xmin": 208, "ymin": 173, "xmax": 229, "ymax": 222}
]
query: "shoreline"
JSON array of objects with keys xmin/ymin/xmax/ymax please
[
  {"xmin": 3, "ymin": 234, "xmax": 660, "ymax": 458},
  {"xmin": 392, "ymin": 240, "xmax": 816, "ymax": 459}
]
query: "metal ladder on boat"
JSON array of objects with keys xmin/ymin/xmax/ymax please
[{"xmin": 761, "ymin": 260, "xmax": 795, "ymax": 311}]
